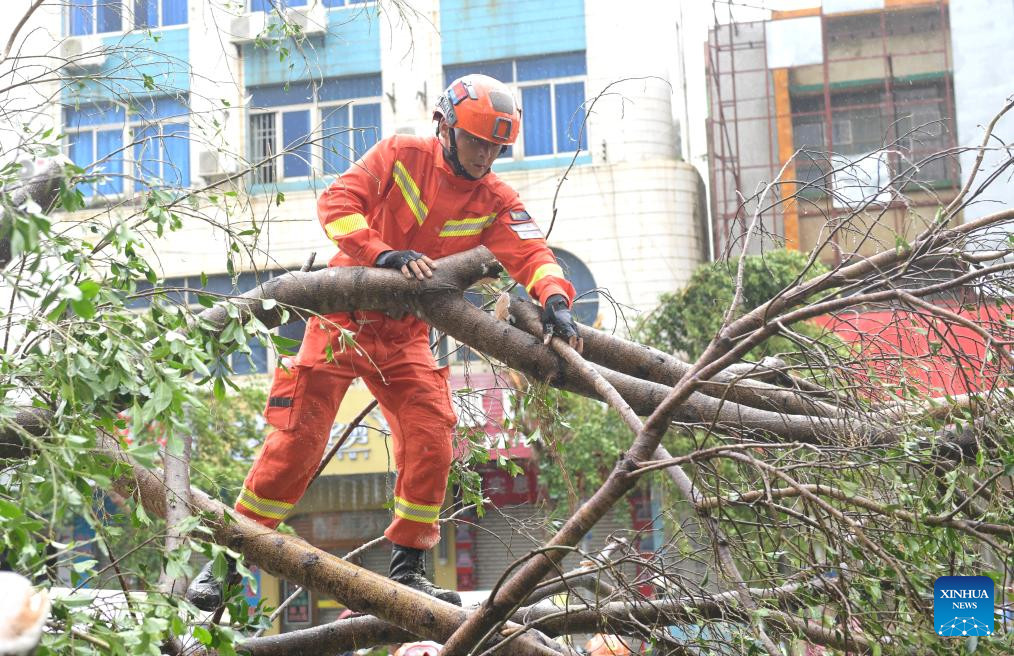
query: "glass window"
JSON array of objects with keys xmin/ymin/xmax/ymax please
[
  {"xmin": 443, "ymin": 52, "xmax": 587, "ymax": 160},
  {"xmin": 521, "ymin": 86, "xmax": 552, "ymax": 156},
  {"xmin": 65, "ymin": 98, "xmax": 190, "ymax": 197},
  {"xmin": 790, "ymin": 80, "xmax": 955, "ymax": 190},
  {"xmin": 133, "ymin": 123, "xmax": 190, "ymax": 190},
  {"xmin": 554, "ymin": 81, "xmax": 588, "ymax": 153},
  {"xmin": 251, "ymin": 0, "xmax": 306, "ymax": 11},
  {"xmin": 128, "ymin": 270, "xmax": 314, "ymax": 375},
  {"xmin": 66, "ymin": 127, "xmax": 124, "ymax": 196},
  {"xmin": 247, "ymin": 75, "xmax": 382, "ymax": 183},
  {"xmin": 282, "ymin": 110, "xmax": 311, "ymax": 178},
  {"xmin": 134, "ymin": 0, "xmax": 187, "ymax": 29},
  {"xmin": 321, "ymin": 105, "xmax": 351, "ymax": 175},
  {"xmin": 70, "ymin": 0, "xmax": 123, "ymax": 36},
  {"xmin": 250, "ymin": 113, "xmax": 277, "ymax": 185}
]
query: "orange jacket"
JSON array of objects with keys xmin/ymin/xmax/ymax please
[{"xmin": 317, "ymin": 135, "xmax": 575, "ymax": 306}]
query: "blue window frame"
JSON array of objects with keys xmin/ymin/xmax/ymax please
[
  {"xmin": 131, "ymin": 96, "xmax": 190, "ymax": 189},
  {"xmin": 69, "ymin": 0, "xmax": 123, "ymax": 36},
  {"xmin": 322, "ymin": 102, "xmax": 380, "ymax": 174},
  {"xmin": 65, "ymin": 102, "xmax": 126, "ymax": 196},
  {"xmin": 133, "ymin": 0, "xmax": 187, "ymax": 29},
  {"xmin": 248, "ymin": 74, "xmax": 382, "ymax": 183},
  {"xmin": 66, "ymin": 97, "xmax": 190, "ymax": 196},
  {"xmin": 444, "ymin": 52, "xmax": 588, "ymax": 159},
  {"xmin": 251, "ymin": 0, "xmax": 306, "ymax": 11}
]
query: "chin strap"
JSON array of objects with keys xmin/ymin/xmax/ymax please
[
  {"xmin": 437, "ymin": 124, "xmax": 486, "ymax": 180},
  {"xmin": 442, "ymin": 128, "xmax": 480, "ymax": 180}
]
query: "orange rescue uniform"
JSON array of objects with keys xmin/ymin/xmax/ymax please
[{"xmin": 235, "ymin": 135, "xmax": 575, "ymax": 549}]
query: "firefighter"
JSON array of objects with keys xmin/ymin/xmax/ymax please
[{"xmin": 187, "ymin": 74, "xmax": 580, "ymax": 610}]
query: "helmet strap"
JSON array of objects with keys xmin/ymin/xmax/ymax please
[{"xmin": 439, "ymin": 124, "xmax": 483, "ymax": 181}]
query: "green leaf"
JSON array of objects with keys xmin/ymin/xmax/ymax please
[
  {"xmin": 150, "ymin": 381, "xmax": 174, "ymax": 414},
  {"xmin": 72, "ymin": 558, "xmax": 98, "ymax": 573},
  {"xmin": 77, "ymin": 280, "xmax": 101, "ymax": 299},
  {"xmin": 134, "ymin": 502, "xmax": 152, "ymax": 526},
  {"xmin": 71, "ymin": 298, "xmax": 95, "ymax": 319},
  {"xmin": 192, "ymin": 626, "xmax": 213, "ymax": 646},
  {"xmin": 0, "ymin": 498, "xmax": 24, "ymax": 519}
]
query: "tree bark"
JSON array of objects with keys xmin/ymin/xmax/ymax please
[{"xmin": 98, "ymin": 432, "xmax": 563, "ymax": 656}]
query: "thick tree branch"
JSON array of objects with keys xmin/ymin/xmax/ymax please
[{"xmin": 97, "ymin": 431, "xmax": 564, "ymax": 656}]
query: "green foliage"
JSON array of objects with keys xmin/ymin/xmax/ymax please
[
  {"xmin": 526, "ymin": 386, "xmax": 631, "ymax": 514},
  {"xmin": 0, "ymin": 145, "xmax": 276, "ymax": 653},
  {"xmin": 183, "ymin": 385, "xmax": 268, "ymax": 502},
  {"xmin": 634, "ymin": 249, "xmax": 828, "ymax": 361}
]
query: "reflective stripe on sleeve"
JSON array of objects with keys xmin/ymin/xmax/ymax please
[
  {"xmin": 392, "ymin": 161, "xmax": 428, "ymax": 226},
  {"xmin": 393, "ymin": 496, "xmax": 441, "ymax": 524},
  {"xmin": 438, "ymin": 214, "xmax": 496, "ymax": 237},
  {"xmin": 324, "ymin": 213, "xmax": 369, "ymax": 239},
  {"xmin": 236, "ymin": 487, "xmax": 294, "ymax": 521},
  {"xmin": 524, "ymin": 263, "xmax": 565, "ymax": 293}
]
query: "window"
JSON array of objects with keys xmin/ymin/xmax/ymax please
[
  {"xmin": 251, "ymin": 0, "xmax": 306, "ymax": 10},
  {"xmin": 790, "ymin": 80, "xmax": 956, "ymax": 191},
  {"xmin": 69, "ymin": 0, "xmax": 187, "ymax": 35},
  {"xmin": 248, "ymin": 75, "xmax": 382, "ymax": 184},
  {"xmin": 133, "ymin": 0, "xmax": 187, "ymax": 29},
  {"xmin": 444, "ymin": 52, "xmax": 588, "ymax": 159},
  {"xmin": 253, "ymin": 0, "xmax": 369, "ymax": 9},
  {"xmin": 65, "ymin": 97, "xmax": 190, "ymax": 197},
  {"xmin": 65, "ymin": 102, "xmax": 126, "ymax": 196},
  {"xmin": 70, "ymin": 0, "xmax": 122, "ymax": 36},
  {"xmin": 132, "ymin": 97, "xmax": 190, "ymax": 190},
  {"xmin": 130, "ymin": 269, "xmax": 311, "ymax": 375}
]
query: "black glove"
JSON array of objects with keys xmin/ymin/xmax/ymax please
[
  {"xmin": 375, "ymin": 250, "xmax": 426, "ymax": 270},
  {"xmin": 541, "ymin": 294, "xmax": 580, "ymax": 346}
]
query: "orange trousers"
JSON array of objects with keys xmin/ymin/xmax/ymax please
[{"xmin": 235, "ymin": 311, "xmax": 457, "ymax": 550}]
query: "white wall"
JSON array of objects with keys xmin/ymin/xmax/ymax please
[
  {"xmin": 19, "ymin": 0, "xmax": 704, "ymax": 334},
  {"xmin": 949, "ymin": 0, "xmax": 1014, "ymax": 224}
]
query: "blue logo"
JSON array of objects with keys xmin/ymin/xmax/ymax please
[{"xmin": 934, "ymin": 576, "xmax": 994, "ymax": 637}]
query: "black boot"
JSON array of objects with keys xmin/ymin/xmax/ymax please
[
  {"xmin": 185, "ymin": 555, "xmax": 241, "ymax": 611},
  {"xmin": 389, "ymin": 545, "xmax": 461, "ymax": 606}
]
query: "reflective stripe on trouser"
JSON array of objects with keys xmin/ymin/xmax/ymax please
[{"xmin": 236, "ymin": 312, "xmax": 457, "ymax": 550}]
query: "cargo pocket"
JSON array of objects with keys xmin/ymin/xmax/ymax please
[
  {"xmin": 433, "ymin": 365, "xmax": 459, "ymax": 426},
  {"xmin": 264, "ymin": 362, "xmax": 310, "ymax": 430}
]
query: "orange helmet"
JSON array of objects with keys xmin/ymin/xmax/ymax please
[
  {"xmin": 434, "ymin": 74, "xmax": 521, "ymax": 146},
  {"xmin": 394, "ymin": 641, "xmax": 442, "ymax": 656}
]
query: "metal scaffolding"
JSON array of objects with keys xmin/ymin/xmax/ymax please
[{"xmin": 706, "ymin": 1, "xmax": 958, "ymax": 262}]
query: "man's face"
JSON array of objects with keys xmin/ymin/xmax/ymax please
[{"xmin": 441, "ymin": 122, "xmax": 502, "ymax": 178}]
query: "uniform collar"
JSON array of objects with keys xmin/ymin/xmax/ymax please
[{"xmin": 430, "ymin": 137, "xmax": 487, "ymax": 191}]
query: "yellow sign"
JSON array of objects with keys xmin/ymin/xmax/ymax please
[{"xmin": 319, "ymin": 383, "xmax": 394, "ymax": 476}]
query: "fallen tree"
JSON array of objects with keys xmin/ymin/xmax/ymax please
[{"xmin": 1, "ymin": 5, "xmax": 1013, "ymax": 651}]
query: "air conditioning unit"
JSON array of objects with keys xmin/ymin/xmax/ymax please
[
  {"xmin": 197, "ymin": 149, "xmax": 237, "ymax": 183},
  {"xmin": 285, "ymin": 4, "xmax": 327, "ymax": 38},
  {"xmin": 228, "ymin": 11, "xmax": 268, "ymax": 45},
  {"xmin": 60, "ymin": 35, "xmax": 107, "ymax": 73}
]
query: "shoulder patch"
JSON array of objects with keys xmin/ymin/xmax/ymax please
[
  {"xmin": 509, "ymin": 222, "xmax": 544, "ymax": 240},
  {"xmin": 509, "ymin": 210, "xmax": 532, "ymax": 224}
]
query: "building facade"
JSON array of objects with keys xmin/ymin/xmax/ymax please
[
  {"xmin": 4, "ymin": 0, "xmax": 705, "ymax": 634},
  {"xmin": 706, "ymin": 0, "xmax": 1012, "ymax": 261}
]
